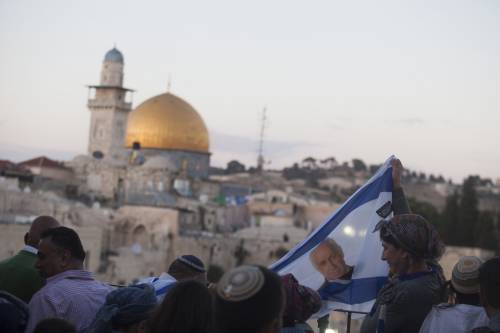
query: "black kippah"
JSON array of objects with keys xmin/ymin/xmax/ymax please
[{"xmin": 178, "ymin": 255, "xmax": 206, "ymax": 273}]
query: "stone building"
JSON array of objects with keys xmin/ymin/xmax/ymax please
[
  {"xmin": 18, "ymin": 156, "xmax": 73, "ymax": 182},
  {"xmin": 0, "ymin": 46, "xmax": 345, "ymax": 286},
  {"xmin": 71, "ymin": 47, "xmax": 212, "ymax": 205}
]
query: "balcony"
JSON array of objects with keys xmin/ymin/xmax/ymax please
[{"xmin": 87, "ymin": 99, "xmax": 132, "ymax": 110}]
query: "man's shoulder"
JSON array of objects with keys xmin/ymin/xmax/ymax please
[
  {"xmin": 431, "ymin": 303, "xmax": 484, "ymax": 315},
  {"xmin": 45, "ymin": 271, "xmax": 109, "ymax": 290},
  {"xmin": 389, "ymin": 276, "xmax": 442, "ymax": 310},
  {"xmin": 0, "ymin": 256, "xmax": 14, "ymax": 271},
  {"xmin": 0, "ymin": 252, "xmax": 22, "ymax": 265},
  {"xmin": 0, "ymin": 251, "xmax": 37, "ymax": 273},
  {"xmin": 30, "ymin": 283, "xmax": 60, "ymax": 307},
  {"xmin": 33, "ymin": 273, "xmax": 111, "ymax": 304},
  {"xmin": 398, "ymin": 271, "xmax": 441, "ymax": 293}
]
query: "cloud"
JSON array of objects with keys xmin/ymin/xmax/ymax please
[
  {"xmin": 0, "ymin": 141, "xmax": 79, "ymax": 162},
  {"xmin": 209, "ymin": 131, "xmax": 317, "ymax": 168},
  {"xmin": 210, "ymin": 131, "xmax": 315, "ymax": 155},
  {"xmin": 397, "ymin": 117, "xmax": 425, "ymax": 126},
  {"xmin": 325, "ymin": 121, "xmax": 346, "ymax": 131}
]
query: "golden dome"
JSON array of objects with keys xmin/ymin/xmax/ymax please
[{"xmin": 125, "ymin": 92, "xmax": 209, "ymax": 153}]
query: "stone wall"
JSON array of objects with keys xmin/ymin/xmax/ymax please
[
  {"xmin": 0, "ymin": 188, "xmax": 109, "ymax": 272},
  {"xmin": 142, "ymin": 149, "xmax": 210, "ymax": 179},
  {"xmin": 0, "ymin": 223, "xmax": 103, "ymax": 273},
  {"xmin": 68, "ymin": 156, "xmax": 126, "ymax": 200},
  {"xmin": 96, "ymin": 205, "xmax": 179, "ymax": 284}
]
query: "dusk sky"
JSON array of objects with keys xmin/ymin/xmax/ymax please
[{"xmin": 1, "ymin": 0, "xmax": 499, "ymax": 182}]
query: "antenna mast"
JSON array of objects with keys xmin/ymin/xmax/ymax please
[{"xmin": 257, "ymin": 107, "xmax": 267, "ymax": 172}]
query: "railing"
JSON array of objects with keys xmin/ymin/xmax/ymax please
[{"xmin": 87, "ymin": 99, "xmax": 132, "ymax": 110}]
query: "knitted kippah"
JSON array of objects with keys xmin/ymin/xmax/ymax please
[
  {"xmin": 217, "ymin": 265, "xmax": 265, "ymax": 302},
  {"xmin": 281, "ymin": 274, "xmax": 321, "ymax": 325},
  {"xmin": 178, "ymin": 255, "xmax": 206, "ymax": 273},
  {"xmin": 451, "ymin": 256, "xmax": 483, "ymax": 294}
]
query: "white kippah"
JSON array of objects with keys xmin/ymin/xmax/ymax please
[{"xmin": 217, "ymin": 265, "xmax": 265, "ymax": 302}]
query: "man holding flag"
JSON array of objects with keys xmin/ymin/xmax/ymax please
[
  {"xmin": 270, "ymin": 156, "xmax": 446, "ymax": 333},
  {"xmin": 270, "ymin": 156, "xmax": 405, "ymax": 314}
]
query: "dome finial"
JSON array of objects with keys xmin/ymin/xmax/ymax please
[{"xmin": 167, "ymin": 73, "xmax": 172, "ymax": 92}]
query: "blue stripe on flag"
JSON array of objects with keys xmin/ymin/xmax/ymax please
[
  {"xmin": 271, "ymin": 167, "xmax": 392, "ymax": 272},
  {"xmin": 318, "ymin": 276, "xmax": 387, "ymax": 304},
  {"xmin": 156, "ymin": 281, "xmax": 176, "ymax": 296}
]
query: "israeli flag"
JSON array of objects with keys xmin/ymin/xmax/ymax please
[
  {"xmin": 137, "ymin": 273, "xmax": 177, "ymax": 302},
  {"xmin": 270, "ymin": 156, "xmax": 395, "ymax": 316}
]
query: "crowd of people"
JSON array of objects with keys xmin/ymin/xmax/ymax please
[{"xmin": 0, "ymin": 159, "xmax": 499, "ymax": 333}]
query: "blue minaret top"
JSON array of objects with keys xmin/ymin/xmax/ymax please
[{"xmin": 104, "ymin": 47, "xmax": 124, "ymax": 63}]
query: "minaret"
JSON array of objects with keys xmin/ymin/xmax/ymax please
[{"xmin": 87, "ymin": 47, "xmax": 134, "ymax": 160}]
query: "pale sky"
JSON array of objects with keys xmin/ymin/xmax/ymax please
[{"xmin": 1, "ymin": 0, "xmax": 499, "ymax": 182}]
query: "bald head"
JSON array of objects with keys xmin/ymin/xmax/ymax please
[
  {"xmin": 310, "ymin": 238, "xmax": 349, "ymax": 281},
  {"xmin": 25, "ymin": 216, "xmax": 60, "ymax": 248}
]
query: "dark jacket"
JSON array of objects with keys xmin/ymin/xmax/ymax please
[
  {"xmin": 360, "ymin": 187, "xmax": 445, "ymax": 333},
  {"xmin": 0, "ymin": 250, "xmax": 44, "ymax": 303},
  {"xmin": 361, "ymin": 269, "xmax": 444, "ymax": 333}
]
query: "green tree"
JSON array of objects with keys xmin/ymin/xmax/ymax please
[
  {"xmin": 456, "ymin": 176, "xmax": 479, "ymax": 246},
  {"xmin": 302, "ymin": 157, "xmax": 317, "ymax": 169},
  {"xmin": 407, "ymin": 198, "xmax": 442, "ymax": 232},
  {"xmin": 369, "ymin": 164, "xmax": 382, "ymax": 175},
  {"xmin": 352, "ymin": 158, "xmax": 367, "ymax": 172},
  {"xmin": 475, "ymin": 211, "xmax": 497, "ymax": 250},
  {"xmin": 282, "ymin": 163, "xmax": 302, "ymax": 179},
  {"xmin": 226, "ymin": 160, "xmax": 246, "ymax": 174},
  {"xmin": 441, "ymin": 191, "xmax": 460, "ymax": 245},
  {"xmin": 320, "ymin": 157, "xmax": 337, "ymax": 170}
]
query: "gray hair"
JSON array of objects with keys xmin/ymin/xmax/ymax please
[{"xmin": 310, "ymin": 238, "xmax": 344, "ymax": 259}]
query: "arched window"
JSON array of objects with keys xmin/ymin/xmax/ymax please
[{"xmin": 132, "ymin": 224, "xmax": 148, "ymax": 251}]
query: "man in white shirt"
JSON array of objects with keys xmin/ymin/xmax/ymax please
[{"xmin": 419, "ymin": 256, "xmax": 488, "ymax": 333}]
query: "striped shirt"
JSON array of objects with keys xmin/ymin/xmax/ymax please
[{"xmin": 25, "ymin": 269, "xmax": 113, "ymax": 333}]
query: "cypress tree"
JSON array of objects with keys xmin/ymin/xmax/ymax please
[
  {"xmin": 441, "ymin": 191, "xmax": 460, "ymax": 245},
  {"xmin": 456, "ymin": 176, "xmax": 479, "ymax": 246},
  {"xmin": 475, "ymin": 211, "xmax": 497, "ymax": 250}
]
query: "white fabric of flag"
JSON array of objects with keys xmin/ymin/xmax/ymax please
[
  {"xmin": 270, "ymin": 156, "xmax": 395, "ymax": 316},
  {"xmin": 137, "ymin": 272, "xmax": 177, "ymax": 302}
]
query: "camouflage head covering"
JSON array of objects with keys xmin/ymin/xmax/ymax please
[
  {"xmin": 281, "ymin": 274, "xmax": 321, "ymax": 327},
  {"xmin": 374, "ymin": 214, "xmax": 445, "ymax": 260}
]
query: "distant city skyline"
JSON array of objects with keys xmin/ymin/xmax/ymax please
[{"xmin": 1, "ymin": 0, "xmax": 499, "ymax": 182}]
